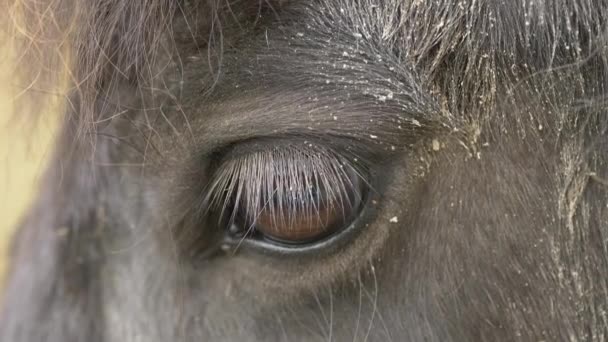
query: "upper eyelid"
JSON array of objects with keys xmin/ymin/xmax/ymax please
[
  {"xmin": 206, "ymin": 135, "xmax": 380, "ymax": 177},
  {"xmin": 199, "ymin": 141, "xmax": 370, "ymax": 247},
  {"xmin": 205, "ymin": 138, "xmax": 369, "ymax": 195},
  {"xmin": 188, "ymin": 94, "xmax": 430, "ymax": 158}
]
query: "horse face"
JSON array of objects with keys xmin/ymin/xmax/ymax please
[{"xmin": 3, "ymin": 1, "xmax": 608, "ymax": 341}]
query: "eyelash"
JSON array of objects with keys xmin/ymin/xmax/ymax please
[{"xmin": 202, "ymin": 142, "xmax": 368, "ymax": 245}]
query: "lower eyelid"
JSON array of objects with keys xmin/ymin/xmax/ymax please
[{"xmin": 219, "ymin": 187, "xmax": 377, "ymax": 256}]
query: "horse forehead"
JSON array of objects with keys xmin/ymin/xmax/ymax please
[{"xmin": 255, "ymin": 1, "xmax": 602, "ymax": 132}]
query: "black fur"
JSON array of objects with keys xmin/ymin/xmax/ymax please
[{"xmin": 2, "ymin": 0, "xmax": 608, "ymax": 340}]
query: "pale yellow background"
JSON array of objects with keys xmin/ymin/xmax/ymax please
[{"xmin": 0, "ymin": 38, "xmax": 61, "ymax": 281}]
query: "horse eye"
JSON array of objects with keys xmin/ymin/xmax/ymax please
[{"xmin": 206, "ymin": 141, "xmax": 367, "ymax": 249}]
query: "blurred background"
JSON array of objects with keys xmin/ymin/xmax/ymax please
[{"xmin": 0, "ymin": 34, "xmax": 62, "ymax": 282}]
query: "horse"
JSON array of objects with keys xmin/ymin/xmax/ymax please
[{"xmin": 2, "ymin": 0, "xmax": 608, "ymax": 340}]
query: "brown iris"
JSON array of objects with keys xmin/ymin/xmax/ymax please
[{"xmin": 254, "ymin": 201, "xmax": 348, "ymax": 243}]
